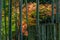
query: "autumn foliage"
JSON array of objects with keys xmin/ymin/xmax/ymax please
[{"xmin": 17, "ymin": 2, "xmax": 56, "ymax": 36}]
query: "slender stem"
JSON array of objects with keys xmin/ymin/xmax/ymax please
[
  {"xmin": 3, "ymin": 0, "xmax": 7, "ymax": 40},
  {"xmin": 36, "ymin": 0, "xmax": 40, "ymax": 40},
  {"xmin": 19, "ymin": 0, "xmax": 23, "ymax": 40},
  {"xmin": 8, "ymin": 0, "xmax": 12, "ymax": 40},
  {"xmin": 0, "ymin": 0, "xmax": 2, "ymax": 40}
]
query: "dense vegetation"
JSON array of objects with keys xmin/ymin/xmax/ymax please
[{"xmin": 2, "ymin": 0, "xmax": 56, "ymax": 40}]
